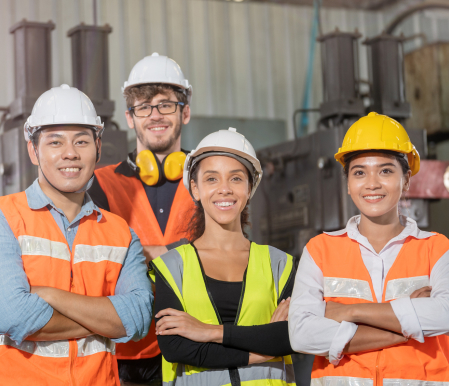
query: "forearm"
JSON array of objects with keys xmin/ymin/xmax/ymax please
[
  {"xmin": 348, "ymin": 303, "xmax": 402, "ymax": 334},
  {"xmin": 344, "ymin": 325, "xmax": 407, "ymax": 354},
  {"xmin": 224, "ymin": 322, "xmax": 294, "ymax": 356},
  {"xmin": 36, "ymin": 288, "xmax": 126, "ymax": 339},
  {"xmin": 27, "ymin": 310, "xmax": 92, "ymax": 341}
]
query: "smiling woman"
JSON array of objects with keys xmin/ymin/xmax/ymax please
[
  {"xmin": 288, "ymin": 112, "xmax": 449, "ymax": 386},
  {"xmin": 149, "ymin": 128, "xmax": 298, "ymax": 386}
]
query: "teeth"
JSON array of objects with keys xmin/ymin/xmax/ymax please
[
  {"xmin": 150, "ymin": 127, "xmax": 166, "ymax": 131},
  {"xmin": 61, "ymin": 168, "xmax": 80, "ymax": 172},
  {"xmin": 215, "ymin": 202, "xmax": 235, "ymax": 207},
  {"xmin": 364, "ymin": 195, "xmax": 384, "ymax": 200}
]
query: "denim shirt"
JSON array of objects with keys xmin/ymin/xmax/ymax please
[{"xmin": 0, "ymin": 179, "xmax": 153, "ymax": 345}]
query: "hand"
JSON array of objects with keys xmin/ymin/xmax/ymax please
[
  {"xmin": 248, "ymin": 352, "xmax": 274, "ymax": 364},
  {"xmin": 143, "ymin": 245, "xmax": 168, "ymax": 263},
  {"xmin": 325, "ymin": 301, "xmax": 352, "ymax": 323},
  {"xmin": 155, "ymin": 308, "xmax": 223, "ymax": 343},
  {"xmin": 270, "ymin": 298, "xmax": 291, "ymax": 323},
  {"xmin": 410, "ymin": 286, "xmax": 432, "ymax": 299}
]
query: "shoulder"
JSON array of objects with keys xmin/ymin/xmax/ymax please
[
  {"xmin": 98, "ymin": 208, "xmax": 131, "ymax": 231},
  {"xmin": 94, "ymin": 163, "xmax": 121, "ymax": 177},
  {"xmin": 421, "ymin": 232, "xmax": 449, "ymax": 258}
]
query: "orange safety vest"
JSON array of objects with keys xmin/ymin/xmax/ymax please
[
  {"xmin": 95, "ymin": 164, "xmax": 195, "ymax": 360},
  {"xmin": 0, "ymin": 191, "xmax": 132, "ymax": 386},
  {"xmin": 307, "ymin": 232, "xmax": 449, "ymax": 386}
]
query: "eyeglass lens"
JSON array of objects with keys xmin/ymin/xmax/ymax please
[{"xmin": 134, "ymin": 102, "xmax": 177, "ymax": 117}]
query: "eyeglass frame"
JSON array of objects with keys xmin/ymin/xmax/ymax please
[{"xmin": 128, "ymin": 101, "xmax": 185, "ymax": 117}]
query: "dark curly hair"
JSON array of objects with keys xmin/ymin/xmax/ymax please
[{"xmin": 186, "ymin": 160, "xmax": 253, "ymax": 242}]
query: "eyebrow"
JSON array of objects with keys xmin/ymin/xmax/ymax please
[
  {"xmin": 44, "ymin": 131, "xmax": 91, "ymax": 139},
  {"xmin": 350, "ymin": 162, "xmax": 397, "ymax": 171}
]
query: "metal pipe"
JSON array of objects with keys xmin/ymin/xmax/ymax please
[{"xmin": 385, "ymin": 1, "xmax": 449, "ymax": 35}]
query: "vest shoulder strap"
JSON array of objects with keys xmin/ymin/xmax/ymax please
[
  {"xmin": 264, "ymin": 244, "xmax": 294, "ymax": 300},
  {"xmin": 151, "ymin": 246, "xmax": 187, "ymax": 310},
  {"xmin": 307, "ymin": 233, "xmax": 351, "ymax": 269}
]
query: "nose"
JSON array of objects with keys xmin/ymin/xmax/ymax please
[
  {"xmin": 366, "ymin": 172, "xmax": 381, "ymax": 190},
  {"xmin": 148, "ymin": 106, "xmax": 164, "ymax": 120},
  {"xmin": 61, "ymin": 142, "xmax": 80, "ymax": 160},
  {"xmin": 217, "ymin": 179, "xmax": 232, "ymax": 195}
]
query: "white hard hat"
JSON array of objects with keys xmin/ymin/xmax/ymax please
[
  {"xmin": 123, "ymin": 52, "xmax": 192, "ymax": 104},
  {"xmin": 24, "ymin": 84, "xmax": 104, "ymax": 141},
  {"xmin": 183, "ymin": 128, "xmax": 263, "ymax": 199}
]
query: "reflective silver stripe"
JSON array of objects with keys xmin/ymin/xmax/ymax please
[
  {"xmin": 385, "ymin": 276, "xmax": 430, "ymax": 301},
  {"xmin": 0, "ymin": 334, "xmax": 114, "ymax": 358},
  {"xmin": 384, "ymin": 379, "xmax": 449, "ymax": 386},
  {"xmin": 324, "ymin": 277, "xmax": 373, "ymax": 301},
  {"xmin": 73, "ymin": 244, "xmax": 127, "ymax": 264},
  {"xmin": 174, "ymin": 360, "xmax": 292, "ymax": 385},
  {"xmin": 0, "ymin": 334, "xmax": 69, "ymax": 357},
  {"xmin": 161, "ymin": 249, "xmax": 184, "ymax": 296},
  {"xmin": 312, "ymin": 376, "xmax": 373, "ymax": 386},
  {"xmin": 269, "ymin": 245, "xmax": 288, "ymax": 298},
  {"xmin": 77, "ymin": 334, "xmax": 115, "ymax": 357},
  {"xmin": 18, "ymin": 235, "xmax": 70, "ymax": 262}
]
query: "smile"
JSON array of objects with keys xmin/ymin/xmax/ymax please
[
  {"xmin": 149, "ymin": 127, "xmax": 168, "ymax": 131},
  {"xmin": 363, "ymin": 195, "xmax": 385, "ymax": 201},
  {"xmin": 59, "ymin": 168, "xmax": 81, "ymax": 172},
  {"xmin": 214, "ymin": 201, "xmax": 236, "ymax": 208}
]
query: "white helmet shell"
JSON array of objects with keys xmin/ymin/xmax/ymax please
[
  {"xmin": 123, "ymin": 53, "xmax": 192, "ymax": 104},
  {"xmin": 183, "ymin": 128, "xmax": 263, "ymax": 199},
  {"xmin": 24, "ymin": 84, "xmax": 104, "ymax": 141}
]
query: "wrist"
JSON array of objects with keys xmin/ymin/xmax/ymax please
[{"xmin": 208, "ymin": 325, "xmax": 223, "ymax": 343}]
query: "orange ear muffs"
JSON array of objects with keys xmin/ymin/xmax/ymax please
[
  {"xmin": 136, "ymin": 150, "xmax": 162, "ymax": 185},
  {"xmin": 162, "ymin": 151, "xmax": 186, "ymax": 181}
]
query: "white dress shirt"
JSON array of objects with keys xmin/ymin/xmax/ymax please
[{"xmin": 288, "ymin": 215, "xmax": 449, "ymax": 365}]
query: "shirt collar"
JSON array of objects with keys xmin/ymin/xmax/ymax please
[
  {"xmin": 325, "ymin": 215, "xmax": 435, "ymax": 241},
  {"xmin": 25, "ymin": 179, "xmax": 102, "ymax": 222}
]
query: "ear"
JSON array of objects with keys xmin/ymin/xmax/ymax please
[
  {"xmin": 403, "ymin": 170, "xmax": 412, "ymax": 192},
  {"xmin": 347, "ymin": 181, "xmax": 350, "ymax": 196},
  {"xmin": 191, "ymin": 179, "xmax": 200, "ymax": 202},
  {"xmin": 182, "ymin": 105, "xmax": 191, "ymax": 125},
  {"xmin": 125, "ymin": 110, "xmax": 135, "ymax": 130},
  {"xmin": 96, "ymin": 137, "xmax": 102, "ymax": 163},
  {"xmin": 27, "ymin": 141, "xmax": 39, "ymax": 166}
]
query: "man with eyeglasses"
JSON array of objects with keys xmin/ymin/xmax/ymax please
[{"xmin": 88, "ymin": 53, "xmax": 196, "ymax": 386}]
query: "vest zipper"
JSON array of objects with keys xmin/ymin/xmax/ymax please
[
  {"xmin": 191, "ymin": 243, "xmax": 223, "ymax": 324},
  {"xmin": 69, "ymin": 340, "xmax": 77, "ymax": 386},
  {"xmin": 234, "ymin": 269, "xmax": 247, "ymax": 325},
  {"xmin": 375, "ymin": 350, "xmax": 381, "ymax": 386}
]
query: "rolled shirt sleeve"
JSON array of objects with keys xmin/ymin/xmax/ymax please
[
  {"xmin": 391, "ymin": 250, "xmax": 449, "ymax": 342},
  {"xmin": 0, "ymin": 210, "xmax": 54, "ymax": 345},
  {"xmin": 288, "ymin": 247, "xmax": 358, "ymax": 365},
  {"xmin": 108, "ymin": 228, "xmax": 154, "ymax": 343}
]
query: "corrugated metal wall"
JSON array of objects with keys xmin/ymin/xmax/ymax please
[{"xmin": 1, "ymin": 0, "xmax": 449, "ymax": 140}]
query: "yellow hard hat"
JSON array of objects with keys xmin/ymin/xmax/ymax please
[{"xmin": 334, "ymin": 112, "xmax": 420, "ymax": 176}]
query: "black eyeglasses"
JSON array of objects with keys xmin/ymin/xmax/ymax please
[{"xmin": 128, "ymin": 101, "xmax": 185, "ymax": 117}]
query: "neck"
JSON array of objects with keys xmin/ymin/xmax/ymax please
[
  {"xmin": 136, "ymin": 137, "xmax": 182, "ymax": 164},
  {"xmin": 38, "ymin": 177, "xmax": 85, "ymax": 223},
  {"xmin": 358, "ymin": 207, "xmax": 404, "ymax": 252},
  {"xmin": 196, "ymin": 214, "xmax": 249, "ymax": 251}
]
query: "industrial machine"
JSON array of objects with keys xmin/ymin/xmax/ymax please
[
  {"xmin": 250, "ymin": 28, "xmax": 436, "ymax": 260},
  {"xmin": 0, "ymin": 19, "xmax": 128, "ymax": 196}
]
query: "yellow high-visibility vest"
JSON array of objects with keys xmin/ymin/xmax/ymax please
[{"xmin": 149, "ymin": 242, "xmax": 296, "ymax": 386}]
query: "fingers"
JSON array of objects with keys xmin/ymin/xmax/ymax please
[
  {"xmin": 271, "ymin": 298, "xmax": 291, "ymax": 323},
  {"xmin": 410, "ymin": 286, "xmax": 432, "ymax": 299},
  {"xmin": 155, "ymin": 308, "xmax": 185, "ymax": 319}
]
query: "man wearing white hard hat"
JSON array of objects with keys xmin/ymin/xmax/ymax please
[
  {"xmin": 88, "ymin": 53, "xmax": 196, "ymax": 385},
  {"xmin": 0, "ymin": 85, "xmax": 153, "ymax": 386}
]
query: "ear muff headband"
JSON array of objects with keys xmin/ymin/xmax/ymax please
[
  {"xmin": 136, "ymin": 150, "xmax": 186, "ymax": 185},
  {"xmin": 163, "ymin": 152, "xmax": 186, "ymax": 181}
]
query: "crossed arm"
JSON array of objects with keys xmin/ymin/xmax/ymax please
[
  {"xmin": 28, "ymin": 288, "xmax": 126, "ymax": 341},
  {"xmin": 287, "ymin": 247, "xmax": 441, "ymax": 363}
]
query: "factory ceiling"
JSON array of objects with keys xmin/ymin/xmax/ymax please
[{"xmin": 220, "ymin": 0, "xmax": 406, "ymax": 10}]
